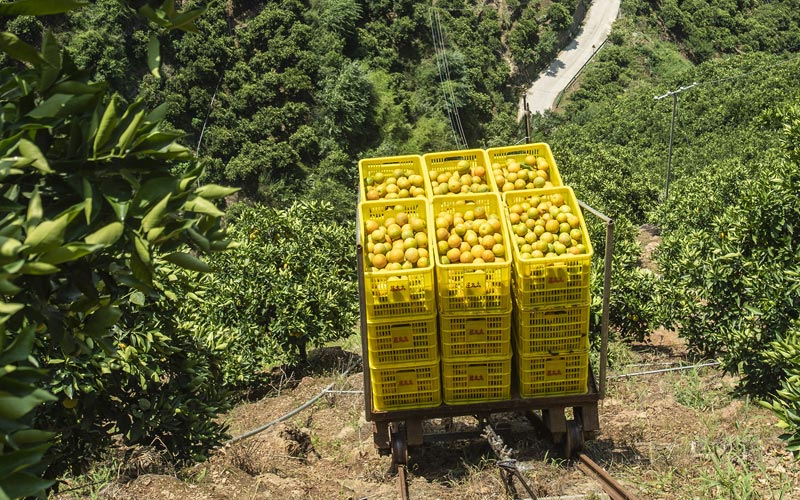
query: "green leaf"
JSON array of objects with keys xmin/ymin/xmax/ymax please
[
  {"xmin": 6, "ymin": 429, "xmax": 55, "ymax": 446},
  {"xmin": 0, "ymin": 279, "xmax": 21, "ymax": 295},
  {"xmin": 39, "ymin": 242, "xmax": 102, "ymax": 265},
  {"xmin": 0, "ymin": 302, "xmax": 23, "ymax": 316},
  {"xmin": 0, "ymin": 0, "xmax": 88, "ymax": 16},
  {"xmin": 23, "ymin": 214, "xmax": 70, "ymax": 253},
  {"xmin": 141, "ymin": 193, "xmax": 170, "ymax": 232},
  {"xmin": 0, "ymin": 324, "xmax": 33, "ymax": 364},
  {"xmin": 0, "ymin": 390, "xmax": 55, "ymax": 420},
  {"xmin": 147, "ymin": 34, "xmax": 161, "ymax": 78},
  {"xmin": 116, "ymin": 110, "xmax": 145, "ymax": 153},
  {"xmin": 163, "ymin": 252, "xmax": 212, "ymax": 273},
  {"xmin": 144, "ymin": 103, "xmax": 169, "ymax": 124},
  {"xmin": 129, "ymin": 291, "xmax": 146, "ymax": 306},
  {"xmin": 0, "ymin": 471, "xmax": 54, "ymax": 500},
  {"xmin": 19, "ymin": 261, "xmax": 59, "ymax": 274},
  {"xmin": 84, "ymin": 222, "xmax": 123, "ymax": 246},
  {"xmin": 82, "ymin": 178, "xmax": 92, "ymax": 224},
  {"xmin": 194, "ymin": 184, "xmax": 240, "ymax": 200},
  {"xmin": 23, "ymin": 212, "xmax": 69, "ymax": 248},
  {"xmin": 0, "ymin": 236, "xmax": 23, "ymax": 257},
  {"xmin": 93, "ymin": 94, "xmax": 118, "ymax": 154},
  {"xmin": 26, "ymin": 93, "xmax": 71, "ymax": 119},
  {"xmin": 133, "ymin": 232, "xmax": 152, "ymax": 271},
  {"xmin": 0, "ymin": 443, "xmax": 50, "ymax": 479},
  {"xmin": 0, "ymin": 32, "xmax": 43, "ymax": 66},
  {"xmin": 17, "ymin": 139, "xmax": 52, "ymax": 173},
  {"xmin": 26, "ymin": 188, "xmax": 42, "ymax": 226},
  {"xmin": 39, "ymin": 30, "xmax": 60, "ymax": 90},
  {"xmin": 186, "ymin": 196, "xmax": 224, "ymax": 217},
  {"xmin": 51, "ymin": 80, "xmax": 105, "ymax": 95},
  {"xmin": 138, "ymin": 5, "xmax": 170, "ymax": 27},
  {"xmin": 168, "ymin": 7, "xmax": 206, "ymax": 32},
  {"xmin": 85, "ymin": 305, "xmax": 121, "ymax": 335}
]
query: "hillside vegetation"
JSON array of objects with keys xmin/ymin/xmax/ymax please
[{"xmin": 0, "ymin": 0, "xmax": 799, "ymax": 496}]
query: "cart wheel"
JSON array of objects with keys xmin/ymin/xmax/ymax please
[
  {"xmin": 390, "ymin": 424, "xmax": 408, "ymax": 472},
  {"xmin": 564, "ymin": 419, "xmax": 584, "ymax": 459}
]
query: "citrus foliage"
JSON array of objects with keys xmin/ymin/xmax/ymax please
[
  {"xmin": 202, "ymin": 201, "xmax": 359, "ymax": 387},
  {"xmin": 0, "ymin": 0, "xmax": 236, "ymax": 494}
]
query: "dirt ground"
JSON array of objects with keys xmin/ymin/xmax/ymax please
[
  {"xmin": 72, "ymin": 330, "xmax": 799, "ymax": 500},
  {"xmin": 57, "ymin": 226, "xmax": 800, "ymax": 499}
]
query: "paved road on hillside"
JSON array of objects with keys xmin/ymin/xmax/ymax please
[{"xmin": 519, "ymin": 0, "xmax": 621, "ymax": 117}]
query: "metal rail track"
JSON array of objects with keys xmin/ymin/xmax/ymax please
[
  {"xmin": 576, "ymin": 453, "xmax": 640, "ymax": 500},
  {"xmin": 392, "ymin": 421, "xmax": 639, "ymax": 500}
]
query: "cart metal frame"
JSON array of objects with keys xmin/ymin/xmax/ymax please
[{"xmin": 357, "ymin": 199, "xmax": 614, "ymax": 460}]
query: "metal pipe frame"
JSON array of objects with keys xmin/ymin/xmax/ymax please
[{"xmin": 578, "ymin": 200, "xmax": 614, "ymax": 400}]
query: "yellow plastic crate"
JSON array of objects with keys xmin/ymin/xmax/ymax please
[
  {"xmin": 504, "ymin": 187, "xmax": 593, "ymax": 308},
  {"xmin": 439, "ymin": 310, "xmax": 512, "ymax": 359},
  {"xmin": 485, "ymin": 143, "xmax": 563, "ymax": 194},
  {"xmin": 442, "ymin": 356, "xmax": 511, "ymax": 405},
  {"xmin": 360, "ymin": 198, "xmax": 437, "ymax": 321},
  {"xmin": 514, "ymin": 304, "xmax": 589, "ymax": 356},
  {"xmin": 516, "ymin": 351, "xmax": 588, "ymax": 398},
  {"xmin": 431, "ymin": 193, "xmax": 512, "ymax": 314},
  {"xmin": 367, "ymin": 315, "xmax": 438, "ymax": 367},
  {"xmin": 358, "ymin": 155, "xmax": 432, "ymax": 201},
  {"xmin": 370, "ymin": 360, "xmax": 441, "ymax": 411},
  {"xmin": 422, "ymin": 149, "xmax": 498, "ymax": 196}
]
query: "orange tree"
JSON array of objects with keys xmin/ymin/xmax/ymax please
[
  {"xmin": 655, "ymin": 105, "xmax": 800, "ymax": 451},
  {"xmin": 0, "ymin": 0, "xmax": 239, "ymax": 495},
  {"xmin": 202, "ymin": 201, "xmax": 359, "ymax": 389}
]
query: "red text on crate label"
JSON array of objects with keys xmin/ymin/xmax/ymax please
[
  {"xmin": 544, "ymin": 358, "xmax": 568, "ymax": 380},
  {"xmin": 467, "ymin": 365, "xmax": 489, "ymax": 384},
  {"xmin": 387, "ymin": 276, "xmax": 410, "ymax": 302},
  {"xmin": 396, "ymin": 370, "xmax": 417, "ymax": 393},
  {"xmin": 465, "ymin": 318, "xmax": 488, "ymax": 338},
  {"xmin": 391, "ymin": 324, "xmax": 414, "ymax": 349},
  {"xmin": 545, "ymin": 265, "xmax": 568, "ymax": 288}
]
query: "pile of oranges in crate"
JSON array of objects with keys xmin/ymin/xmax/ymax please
[{"xmin": 358, "ymin": 144, "xmax": 591, "ymax": 412}]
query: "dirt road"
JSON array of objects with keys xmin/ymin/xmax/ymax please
[{"xmin": 519, "ymin": 0, "xmax": 620, "ymax": 117}]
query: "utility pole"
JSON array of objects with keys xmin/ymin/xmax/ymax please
[
  {"xmin": 523, "ymin": 94, "xmax": 531, "ymax": 143},
  {"xmin": 654, "ymin": 83, "xmax": 697, "ymax": 200}
]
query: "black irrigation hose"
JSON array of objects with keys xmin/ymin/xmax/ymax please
[
  {"xmin": 609, "ymin": 361, "xmax": 720, "ymax": 379},
  {"xmin": 226, "ymin": 355, "xmax": 360, "ymax": 445}
]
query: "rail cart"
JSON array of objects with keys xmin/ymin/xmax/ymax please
[{"xmin": 357, "ymin": 199, "xmax": 614, "ymax": 471}]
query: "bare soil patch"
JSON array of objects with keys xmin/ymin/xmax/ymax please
[{"xmin": 74, "ymin": 336, "xmax": 798, "ymax": 500}]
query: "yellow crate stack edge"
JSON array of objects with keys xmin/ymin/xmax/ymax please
[
  {"xmin": 503, "ymin": 186, "xmax": 592, "ymax": 398},
  {"xmin": 429, "ymin": 192, "xmax": 513, "ymax": 405},
  {"xmin": 359, "ymin": 197, "xmax": 441, "ymax": 411}
]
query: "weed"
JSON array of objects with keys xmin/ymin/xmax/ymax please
[{"xmin": 673, "ymin": 367, "xmax": 729, "ymax": 411}]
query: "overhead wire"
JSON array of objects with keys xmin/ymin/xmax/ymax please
[
  {"xmin": 434, "ymin": 9, "xmax": 469, "ymax": 148},
  {"xmin": 430, "ymin": 7, "xmax": 469, "ymax": 149},
  {"xmin": 430, "ymin": 8, "xmax": 462, "ymax": 149}
]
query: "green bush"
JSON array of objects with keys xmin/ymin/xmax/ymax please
[
  {"xmin": 655, "ymin": 106, "xmax": 800, "ymax": 396},
  {"xmin": 203, "ymin": 201, "xmax": 359, "ymax": 388},
  {"xmin": 0, "ymin": 1, "xmax": 234, "ymax": 494}
]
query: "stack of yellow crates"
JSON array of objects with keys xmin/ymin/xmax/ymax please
[
  {"xmin": 503, "ymin": 184, "xmax": 593, "ymax": 398},
  {"xmin": 358, "ymin": 156, "xmax": 441, "ymax": 411},
  {"xmin": 424, "ymin": 150, "xmax": 513, "ymax": 405}
]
